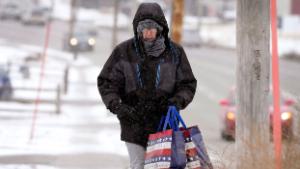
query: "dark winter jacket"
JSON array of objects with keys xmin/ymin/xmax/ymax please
[{"xmin": 97, "ymin": 3, "xmax": 197, "ymax": 147}]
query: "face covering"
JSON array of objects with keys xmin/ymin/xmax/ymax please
[
  {"xmin": 137, "ymin": 19, "xmax": 166, "ymax": 57},
  {"xmin": 143, "ymin": 36, "xmax": 165, "ymax": 57}
]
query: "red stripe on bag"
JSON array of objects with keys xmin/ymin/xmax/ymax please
[
  {"xmin": 186, "ymin": 148, "xmax": 198, "ymax": 157},
  {"xmin": 148, "ymin": 129, "xmax": 173, "ymax": 141},
  {"xmin": 181, "ymin": 129, "xmax": 191, "ymax": 138},
  {"xmin": 145, "ymin": 149, "xmax": 172, "ymax": 160}
]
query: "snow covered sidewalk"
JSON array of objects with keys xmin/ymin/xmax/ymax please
[{"xmin": 0, "ymin": 44, "xmax": 129, "ymax": 169}]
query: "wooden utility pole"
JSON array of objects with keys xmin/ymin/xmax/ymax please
[
  {"xmin": 111, "ymin": 0, "xmax": 120, "ymax": 49},
  {"xmin": 236, "ymin": 0, "xmax": 271, "ymax": 169},
  {"xmin": 171, "ymin": 0, "xmax": 184, "ymax": 44},
  {"xmin": 69, "ymin": 0, "xmax": 77, "ymax": 60},
  {"xmin": 69, "ymin": 0, "xmax": 76, "ymax": 37}
]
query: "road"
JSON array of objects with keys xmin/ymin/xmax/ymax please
[{"xmin": 0, "ymin": 19, "xmax": 299, "ymax": 168}]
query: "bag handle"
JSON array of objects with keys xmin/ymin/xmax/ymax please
[
  {"xmin": 161, "ymin": 106, "xmax": 174, "ymax": 131},
  {"xmin": 159, "ymin": 106, "xmax": 187, "ymax": 131},
  {"xmin": 170, "ymin": 106, "xmax": 187, "ymax": 130}
]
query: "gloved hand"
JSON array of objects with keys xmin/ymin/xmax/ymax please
[
  {"xmin": 108, "ymin": 100, "xmax": 141, "ymax": 123},
  {"xmin": 158, "ymin": 98, "xmax": 170, "ymax": 116},
  {"xmin": 168, "ymin": 96, "xmax": 185, "ymax": 110}
]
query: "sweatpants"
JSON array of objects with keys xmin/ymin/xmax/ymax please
[{"xmin": 125, "ymin": 142, "xmax": 146, "ymax": 169}]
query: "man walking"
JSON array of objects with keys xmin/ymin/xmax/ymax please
[{"xmin": 97, "ymin": 3, "xmax": 197, "ymax": 169}]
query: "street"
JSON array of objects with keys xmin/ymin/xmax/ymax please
[{"xmin": 0, "ymin": 19, "xmax": 299, "ymax": 168}]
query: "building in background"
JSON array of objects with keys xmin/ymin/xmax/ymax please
[{"xmin": 291, "ymin": 0, "xmax": 300, "ymax": 15}]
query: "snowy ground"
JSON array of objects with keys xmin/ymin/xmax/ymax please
[
  {"xmin": 0, "ymin": 43, "xmax": 128, "ymax": 168},
  {"xmin": 39, "ymin": 0, "xmax": 130, "ymax": 29}
]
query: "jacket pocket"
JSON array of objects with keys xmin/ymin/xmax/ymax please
[
  {"xmin": 157, "ymin": 63, "xmax": 176, "ymax": 93},
  {"xmin": 122, "ymin": 61, "xmax": 139, "ymax": 94}
]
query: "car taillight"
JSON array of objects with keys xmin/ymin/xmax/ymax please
[
  {"xmin": 226, "ymin": 112, "xmax": 235, "ymax": 120},
  {"xmin": 281, "ymin": 112, "xmax": 292, "ymax": 121}
]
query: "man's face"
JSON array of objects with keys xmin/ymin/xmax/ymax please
[{"xmin": 142, "ymin": 28, "xmax": 157, "ymax": 42}]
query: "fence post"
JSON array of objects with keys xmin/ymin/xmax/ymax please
[
  {"xmin": 64, "ymin": 66, "xmax": 69, "ymax": 94},
  {"xmin": 56, "ymin": 85, "xmax": 61, "ymax": 114}
]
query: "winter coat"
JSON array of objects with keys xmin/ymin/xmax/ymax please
[{"xmin": 97, "ymin": 3, "xmax": 197, "ymax": 148}]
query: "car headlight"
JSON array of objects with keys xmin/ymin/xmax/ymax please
[
  {"xmin": 88, "ymin": 38, "xmax": 96, "ymax": 46},
  {"xmin": 281, "ymin": 112, "xmax": 292, "ymax": 121},
  {"xmin": 70, "ymin": 38, "xmax": 78, "ymax": 46},
  {"xmin": 226, "ymin": 112, "xmax": 235, "ymax": 120}
]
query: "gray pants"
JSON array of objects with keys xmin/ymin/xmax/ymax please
[{"xmin": 125, "ymin": 142, "xmax": 146, "ymax": 169}]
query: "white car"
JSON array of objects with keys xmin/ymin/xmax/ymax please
[
  {"xmin": 22, "ymin": 6, "xmax": 51, "ymax": 25},
  {"xmin": 181, "ymin": 16, "xmax": 201, "ymax": 47},
  {"xmin": 182, "ymin": 27, "xmax": 201, "ymax": 47},
  {"xmin": 0, "ymin": 2, "xmax": 22, "ymax": 20}
]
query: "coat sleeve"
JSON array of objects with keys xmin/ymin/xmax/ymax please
[
  {"xmin": 97, "ymin": 47, "xmax": 125, "ymax": 111},
  {"xmin": 169, "ymin": 45, "xmax": 197, "ymax": 110}
]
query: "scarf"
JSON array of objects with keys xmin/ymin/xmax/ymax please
[{"xmin": 143, "ymin": 36, "xmax": 166, "ymax": 57}]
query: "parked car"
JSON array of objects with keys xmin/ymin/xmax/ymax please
[
  {"xmin": 182, "ymin": 27, "xmax": 201, "ymax": 47},
  {"xmin": 63, "ymin": 31, "xmax": 96, "ymax": 52},
  {"xmin": 181, "ymin": 16, "xmax": 201, "ymax": 47},
  {"xmin": 0, "ymin": 2, "xmax": 22, "ymax": 20},
  {"xmin": 21, "ymin": 6, "xmax": 51, "ymax": 25},
  {"xmin": 219, "ymin": 87, "xmax": 295, "ymax": 141},
  {"xmin": 219, "ymin": 9, "xmax": 236, "ymax": 22},
  {"xmin": 0, "ymin": 68, "xmax": 13, "ymax": 101}
]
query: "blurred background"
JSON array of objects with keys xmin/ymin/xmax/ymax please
[{"xmin": 0, "ymin": 0, "xmax": 299, "ymax": 168}]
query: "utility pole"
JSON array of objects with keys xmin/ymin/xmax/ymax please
[
  {"xmin": 111, "ymin": 0, "xmax": 120, "ymax": 49},
  {"xmin": 70, "ymin": 0, "xmax": 77, "ymax": 60},
  {"xmin": 236, "ymin": 0, "xmax": 271, "ymax": 169},
  {"xmin": 171, "ymin": 0, "xmax": 184, "ymax": 44},
  {"xmin": 196, "ymin": 0, "xmax": 202, "ymax": 41}
]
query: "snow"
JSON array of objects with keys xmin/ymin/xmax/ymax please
[
  {"xmin": 0, "ymin": 42, "xmax": 127, "ymax": 162},
  {"xmin": 0, "ymin": 165, "xmax": 62, "ymax": 169},
  {"xmin": 199, "ymin": 17, "xmax": 300, "ymax": 57},
  {"xmin": 280, "ymin": 15, "xmax": 300, "ymax": 33},
  {"xmin": 46, "ymin": 0, "xmax": 130, "ymax": 28}
]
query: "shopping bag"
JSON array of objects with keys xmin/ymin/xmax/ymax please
[
  {"xmin": 171, "ymin": 107, "xmax": 214, "ymax": 169},
  {"xmin": 144, "ymin": 107, "xmax": 186, "ymax": 169},
  {"xmin": 188, "ymin": 126, "xmax": 214, "ymax": 169}
]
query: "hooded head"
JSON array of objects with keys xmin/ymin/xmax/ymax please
[{"xmin": 133, "ymin": 3, "xmax": 169, "ymax": 43}]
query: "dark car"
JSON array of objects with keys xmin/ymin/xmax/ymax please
[
  {"xmin": 63, "ymin": 31, "xmax": 96, "ymax": 52},
  {"xmin": 219, "ymin": 87, "xmax": 295, "ymax": 141},
  {"xmin": 0, "ymin": 68, "xmax": 13, "ymax": 101}
]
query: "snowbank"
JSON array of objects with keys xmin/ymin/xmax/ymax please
[
  {"xmin": 199, "ymin": 17, "xmax": 300, "ymax": 58},
  {"xmin": 46, "ymin": 0, "xmax": 130, "ymax": 28}
]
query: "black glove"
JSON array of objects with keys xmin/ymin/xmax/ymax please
[
  {"xmin": 168, "ymin": 96, "xmax": 185, "ymax": 110},
  {"xmin": 108, "ymin": 100, "xmax": 141, "ymax": 123},
  {"xmin": 158, "ymin": 98, "xmax": 170, "ymax": 116}
]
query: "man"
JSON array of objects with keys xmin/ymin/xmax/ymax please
[{"xmin": 97, "ymin": 3, "xmax": 197, "ymax": 169}]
